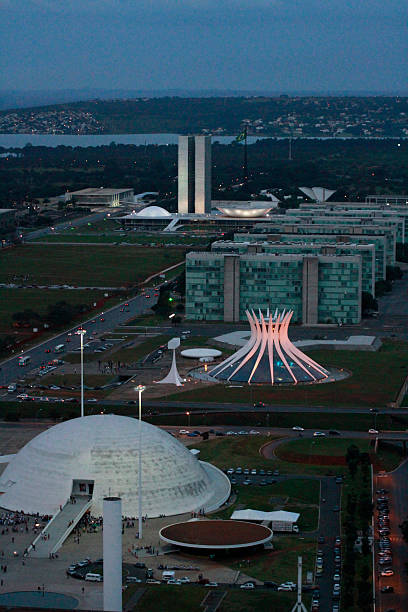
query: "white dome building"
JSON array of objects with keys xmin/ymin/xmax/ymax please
[
  {"xmin": 0, "ymin": 415, "xmax": 230, "ymax": 517},
  {"xmin": 136, "ymin": 206, "xmax": 171, "ymax": 217}
]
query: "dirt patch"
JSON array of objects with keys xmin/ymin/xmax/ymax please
[{"xmin": 276, "ymin": 448, "xmax": 347, "ymax": 465}]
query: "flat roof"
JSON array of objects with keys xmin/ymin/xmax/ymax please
[
  {"xmin": 69, "ymin": 188, "xmax": 133, "ymax": 196},
  {"xmin": 160, "ymin": 519, "xmax": 272, "ymax": 549}
]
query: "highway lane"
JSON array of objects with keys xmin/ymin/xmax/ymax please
[
  {"xmin": 23, "ymin": 209, "xmax": 122, "ymax": 241},
  {"xmin": 0, "ymin": 290, "xmax": 159, "ymax": 388}
]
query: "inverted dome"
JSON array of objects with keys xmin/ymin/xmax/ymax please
[
  {"xmin": 0, "ymin": 415, "xmax": 230, "ymax": 517},
  {"xmin": 136, "ymin": 206, "xmax": 171, "ymax": 217},
  {"xmin": 215, "ymin": 202, "xmax": 273, "ymax": 218}
]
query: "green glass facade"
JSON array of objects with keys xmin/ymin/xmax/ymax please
[
  {"xmin": 213, "ymin": 240, "xmax": 375, "ymax": 295},
  {"xmin": 186, "ymin": 251, "xmax": 361, "ymax": 324}
]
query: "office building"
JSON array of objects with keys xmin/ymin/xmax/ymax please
[
  {"xmin": 365, "ymin": 194, "xmax": 408, "ymax": 206},
  {"xmin": 178, "ymin": 135, "xmax": 211, "ymax": 214},
  {"xmin": 233, "ymin": 232, "xmax": 387, "ymax": 282},
  {"xmin": 63, "ymin": 187, "xmax": 134, "ymax": 207},
  {"xmin": 212, "ymin": 239, "xmax": 376, "ymax": 295},
  {"xmin": 186, "ymin": 251, "xmax": 361, "ymax": 325},
  {"xmin": 240, "ymin": 222, "xmax": 396, "ymax": 265}
]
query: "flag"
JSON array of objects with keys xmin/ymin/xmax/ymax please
[{"xmin": 235, "ymin": 129, "xmax": 246, "ymax": 143}]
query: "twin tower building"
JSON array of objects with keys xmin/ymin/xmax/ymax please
[{"xmin": 178, "ymin": 135, "xmax": 212, "ymax": 215}]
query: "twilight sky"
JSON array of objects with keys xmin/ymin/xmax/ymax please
[{"xmin": 1, "ymin": 0, "xmax": 407, "ymax": 93}]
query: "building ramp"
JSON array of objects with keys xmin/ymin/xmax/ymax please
[
  {"xmin": 29, "ymin": 495, "xmax": 92, "ymax": 558},
  {"xmin": 163, "ymin": 218, "xmax": 180, "ymax": 232}
]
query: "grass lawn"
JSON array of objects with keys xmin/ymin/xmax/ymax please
[
  {"xmin": 125, "ymin": 584, "xmax": 204, "ymax": 612},
  {"xmin": 36, "ymin": 373, "xmax": 114, "ymax": 388},
  {"xmin": 0, "ymin": 244, "xmax": 186, "ymax": 286},
  {"xmin": 226, "ymin": 535, "xmax": 316, "ymax": 585},
  {"xmin": 276, "ymin": 437, "xmax": 371, "ymax": 459},
  {"xmin": 219, "ymin": 588, "xmax": 298, "ymax": 610},
  {"xmin": 64, "ymin": 334, "xmax": 171, "ymax": 364},
  {"xmin": 196, "ymin": 436, "xmax": 275, "ymax": 470},
  {"xmin": 340, "ymin": 461, "xmax": 373, "ymax": 611},
  {"xmin": 186, "ymin": 434, "xmax": 344, "ymax": 477},
  {"xmin": 125, "ymin": 584, "xmax": 298, "ymax": 612},
  {"xmin": 0, "ymin": 288, "xmax": 105, "ymax": 333},
  {"xmin": 214, "ymin": 479, "xmax": 319, "ymax": 531},
  {"xmin": 36, "ymin": 224, "xmax": 210, "ymax": 245},
  {"xmin": 376, "ymin": 440, "xmax": 405, "ymax": 472},
  {"xmin": 166, "ymin": 340, "xmax": 408, "ymax": 407}
]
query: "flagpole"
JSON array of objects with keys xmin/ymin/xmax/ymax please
[{"xmin": 244, "ymin": 125, "xmax": 248, "ymax": 182}]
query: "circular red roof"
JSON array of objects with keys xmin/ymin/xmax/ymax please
[{"xmin": 160, "ymin": 520, "xmax": 272, "ymax": 548}]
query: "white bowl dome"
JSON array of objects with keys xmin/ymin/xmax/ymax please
[
  {"xmin": 136, "ymin": 206, "xmax": 171, "ymax": 217},
  {"xmin": 0, "ymin": 415, "xmax": 230, "ymax": 517}
]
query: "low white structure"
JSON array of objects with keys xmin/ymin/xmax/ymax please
[
  {"xmin": 0, "ymin": 415, "xmax": 230, "ymax": 517},
  {"xmin": 231, "ymin": 509, "xmax": 300, "ymax": 523},
  {"xmin": 103, "ymin": 497, "xmax": 122, "ymax": 612},
  {"xmin": 181, "ymin": 348, "xmax": 222, "ymax": 359}
]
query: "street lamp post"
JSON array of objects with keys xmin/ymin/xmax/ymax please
[
  {"xmin": 135, "ymin": 385, "xmax": 146, "ymax": 539},
  {"xmin": 186, "ymin": 411, "xmax": 190, "ymax": 427},
  {"xmin": 76, "ymin": 329, "xmax": 86, "ymax": 418}
]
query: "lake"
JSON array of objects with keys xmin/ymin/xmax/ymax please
[
  {"xmin": 0, "ymin": 133, "xmax": 404, "ymax": 149},
  {"xmin": 0, "ymin": 133, "xmax": 266, "ymax": 148}
]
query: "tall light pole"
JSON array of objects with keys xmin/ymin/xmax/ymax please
[
  {"xmin": 76, "ymin": 328, "xmax": 86, "ymax": 418},
  {"xmin": 135, "ymin": 385, "xmax": 145, "ymax": 539}
]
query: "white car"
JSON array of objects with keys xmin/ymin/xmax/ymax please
[
  {"xmin": 204, "ymin": 582, "xmax": 218, "ymax": 587},
  {"xmin": 179, "ymin": 577, "xmax": 190, "ymax": 583},
  {"xmin": 179, "ymin": 430, "xmax": 190, "ymax": 434},
  {"xmin": 249, "ymin": 430, "xmax": 260, "ymax": 435},
  {"xmin": 278, "ymin": 584, "xmax": 294, "ymax": 591},
  {"xmin": 292, "ymin": 426, "xmax": 304, "ymax": 431},
  {"xmin": 368, "ymin": 428, "xmax": 379, "ymax": 435},
  {"xmin": 227, "ymin": 468, "xmax": 234, "ymax": 475},
  {"xmin": 240, "ymin": 582, "xmax": 255, "ymax": 589},
  {"xmin": 313, "ymin": 431, "xmax": 326, "ymax": 437}
]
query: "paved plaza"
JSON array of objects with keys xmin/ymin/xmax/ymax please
[{"xmin": 0, "ymin": 422, "xmax": 255, "ymax": 610}]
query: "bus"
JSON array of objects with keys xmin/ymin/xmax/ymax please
[
  {"xmin": 54, "ymin": 344, "xmax": 65, "ymax": 353},
  {"xmin": 18, "ymin": 356, "xmax": 31, "ymax": 367}
]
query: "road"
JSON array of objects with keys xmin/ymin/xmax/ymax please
[
  {"xmin": 0, "ymin": 291, "xmax": 159, "ymax": 389},
  {"xmin": 23, "ymin": 209, "xmax": 123, "ymax": 242},
  {"xmin": 374, "ymin": 459, "xmax": 408, "ymax": 612},
  {"xmin": 315, "ymin": 477, "xmax": 341, "ymax": 611}
]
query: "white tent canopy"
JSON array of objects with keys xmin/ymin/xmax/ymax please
[{"xmin": 231, "ymin": 509, "xmax": 300, "ymax": 523}]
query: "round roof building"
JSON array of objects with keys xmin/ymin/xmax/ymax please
[
  {"xmin": 215, "ymin": 201, "xmax": 273, "ymax": 218},
  {"xmin": 136, "ymin": 206, "xmax": 171, "ymax": 217},
  {"xmin": 160, "ymin": 519, "xmax": 272, "ymax": 553},
  {"xmin": 0, "ymin": 415, "xmax": 230, "ymax": 517}
]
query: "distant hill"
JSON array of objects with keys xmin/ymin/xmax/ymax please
[
  {"xmin": 0, "ymin": 96, "xmax": 407, "ymax": 137},
  {"xmin": 1, "ymin": 89, "xmax": 407, "ymax": 111}
]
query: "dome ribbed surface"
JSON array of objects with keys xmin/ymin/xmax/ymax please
[{"xmin": 0, "ymin": 415, "xmax": 229, "ymax": 517}]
